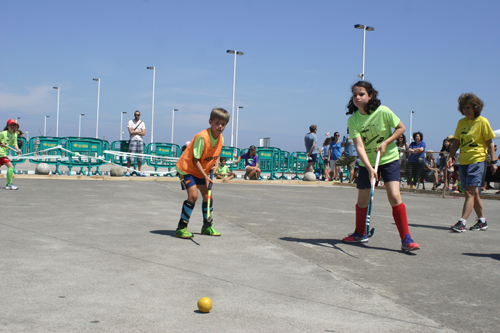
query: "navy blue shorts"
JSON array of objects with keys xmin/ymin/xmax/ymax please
[
  {"xmin": 459, "ymin": 161, "xmax": 487, "ymax": 187},
  {"xmin": 357, "ymin": 160, "xmax": 401, "ymax": 189},
  {"xmin": 308, "ymin": 153, "xmax": 318, "ymax": 163},
  {"xmin": 179, "ymin": 173, "xmax": 206, "ymax": 190}
]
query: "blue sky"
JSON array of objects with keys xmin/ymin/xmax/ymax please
[{"xmin": 1, "ymin": 0, "xmax": 499, "ymax": 153}]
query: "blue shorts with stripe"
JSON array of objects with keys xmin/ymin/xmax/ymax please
[{"xmin": 179, "ymin": 173, "xmax": 206, "ymax": 190}]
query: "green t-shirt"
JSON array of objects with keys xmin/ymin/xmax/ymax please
[
  {"xmin": 454, "ymin": 116, "xmax": 495, "ymax": 165},
  {"xmin": 176, "ymin": 128, "xmax": 224, "ymax": 175},
  {"xmin": 216, "ymin": 165, "xmax": 230, "ymax": 177},
  {"xmin": 0, "ymin": 130, "xmax": 17, "ymax": 158},
  {"xmin": 347, "ymin": 105, "xmax": 400, "ymax": 167}
]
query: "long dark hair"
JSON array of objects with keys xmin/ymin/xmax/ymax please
[
  {"xmin": 440, "ymin": 138, "xmax": 450, "ymax": 152},
  {"xmin": 346, "ymin": 81, "xmax": 381, "ymax": 115},
  {"xmin": 396, "ymin": 134, "xmax": 407, "ymax": 148}
]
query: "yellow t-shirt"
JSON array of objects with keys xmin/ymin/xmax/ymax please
[{"xmin": 454, "ymin": 116, "xmax": 495, "ymax": 165}]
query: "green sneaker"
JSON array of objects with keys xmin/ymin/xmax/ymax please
[
  {"xmin": 175, "ymin": 227, "xmax": 193, "ymax": 239},
  {"xmin": 201, "ymin": 224, "xmax": 221, "ymax": 236}
]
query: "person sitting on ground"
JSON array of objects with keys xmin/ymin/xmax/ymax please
[
  {"xmin": 234, "ymin": 145, "xmax": 261, "ymax": 180},
  {"xmin": 215, "ymin": 157, "xmax": 235, "ymax": 180}
]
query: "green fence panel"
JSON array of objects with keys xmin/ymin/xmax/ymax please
[
  {"xmin": 220, "ymin": 146, "xmax": 240, "ymax": 171},
  {"xmin": 146, "ymin": 143, "xmax": 180, "ymax": 176},
  {"xmin": 29, "ymin": 137, "xmax": 63, "ymax": 175},
  {"xmin": 277, "ymin": 150, "xmax": 291, "ymax": 180},
  {"xmin": 58, "ymin": 137, "xmax": 106, "ymax": 176},
  {"xmin": 110, "ymin": 140, "xmax": 146, "ymax": 175},
  {"xmin": 290, "ymin": 151, "xmax": 308, "ymax": 180},
  {"xmin": 256, "ymin": 147, "xmax": 281, "ymax": 180}
]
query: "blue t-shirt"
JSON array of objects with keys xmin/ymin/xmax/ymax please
[
  {"xmin": 330, "ymin": 141, "xmax": 342, "ymax": 160},
  {"xmin": 408, "ymin": 141, "xmax": 426, "ymax": 163},
  {"xmin": 343, "ymin": 135, "xmax": 357, "ymax": 157},
  {"xmin": 240, "ymin": 153, "xmax": 258, "ymax": 167},
  {"xmin": 304, "ymin": 133, "xmax": 317, "ymax": 154}
]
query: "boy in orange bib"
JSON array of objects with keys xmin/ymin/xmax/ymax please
[{"xmin": 175, "ymin": 108, "xmax": 230, "ymax": 238}]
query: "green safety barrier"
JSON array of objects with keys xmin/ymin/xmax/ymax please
[
  {"xmin": 8, "ymin": 137, "xmax": 28, "ymax": 174},
  {"xmin": 220, "ymin": 146, "xmax": 240, "ymax": 171},
  {"xmin": 110, "ymin": 140, "xmax": 146, "ymax": 176},
  {"xmin": 146, "ymin": 143, "xmax": 180, "ymax": 176},
  {"xmin": 255, "ymin": 147, "xmax": 281, "ymax": 180},
  {"xmin": 277, "ymin": 150, "xmax": 291, "ymax": 180},
  {"xmin": 58, "ymin": 137, "xmax": 108, "ymax": 176},
  {"xmin": 29, "ymin": 137, "xmax": 64, "ymax": 175},
  {"xmin": 290, "ymin": 151, "xmax": 308, "ymax": 180}
]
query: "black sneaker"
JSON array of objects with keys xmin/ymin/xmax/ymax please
[
  {"xmin": 470, "ymin": 219, "xmax": 488, "ymax": 231},
  {"xmin": 451, "ymin": 221, "xmax": 466, "ymax": 232}
]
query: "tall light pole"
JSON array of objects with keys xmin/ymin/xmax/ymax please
[
  {"xmin": 409, "ymin": 110, "xmax": 415, "ymax": 143},
  {"xmin": 171, "ymin": 108, "xmax": 179, "ymax": 143},
  {"xmin": 226, "ymin": 50, "xmax": 244, "ymax": 147},
  {"xmin": 147, "ymin": 66, "xmax": 155, "ymax": 144},
  {"xmin": 354, "ymin": 24, "xmax": 374, "ymax": 81},
  {"xmin": 236, "ymin": 106, "xmax": 243, "ymax": 148},
  {"xmin": 78, "ymin": 114, "xmax": 85, "ymax": 137},
  {"xmin": 44, "ymin": 116, "xmax": 50, "ymax": 136},
  {"xmin": 93, "ymin": 78, "xmax": 100, "ymax": 139},
  {"xmin": 120, "ymin": 111, "xmax": 127, "ymax": 141},
  {"xmin": 53, "ymin": 87, "xmax": 60, "ymax": 136}
]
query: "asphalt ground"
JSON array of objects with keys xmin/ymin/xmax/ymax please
[{"xmin": 1, "ymin": 176, "xmax": 498, "ymax": 332}]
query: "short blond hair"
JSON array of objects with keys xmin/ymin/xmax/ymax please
[{"xmin": 210, "ymin": 108, "xmax": 230, "ymax": 123}]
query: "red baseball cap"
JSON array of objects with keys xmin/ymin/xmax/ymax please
[{"xmin": 7, "ymin": 119, "xmax": 18, "ymax": 127}]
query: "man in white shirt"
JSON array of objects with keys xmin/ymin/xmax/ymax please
[{"xmin": 126, "ymin": 110, "xmax": 146, "ymax": 176}]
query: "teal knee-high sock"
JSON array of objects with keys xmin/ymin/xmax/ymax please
[{"xmin": 7, "ymin": 167, "xmax": 14, "ymax": 186}]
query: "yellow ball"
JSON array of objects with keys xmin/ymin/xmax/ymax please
[{"xmin": 197, "ymin": 297, "xmax": 212, "ymax": 313}]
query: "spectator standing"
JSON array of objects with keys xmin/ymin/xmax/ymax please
[
  {"xmin": 320, "ymin": 137, "xmax": 332, "ymax": 181},
  {"xmin": 304, "ymin": 125, "xmax": 317, "ymax": 174},
  {"xmin": 449, "ymin": 93, "xmax": 497, "ymax": 232},
  {"xmin": 329, "ymin": 132, "xmax": 342, "ymax": 181},
  {"xmin": 126, "ymin": 110, "xmax": 146, "ymax": 177},
  {"xmin": 407, "ymin": 131, "xmax": 425, "ymax": 188},
  {"xmin": 335, "ymin": 127, "xmax": 357, "ymax": 183}
]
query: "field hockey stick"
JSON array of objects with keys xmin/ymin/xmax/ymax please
[
  {"xmin": 206, "ymin": 170, "xmax": 214, "ymax": 219},
  {"xmin": 366, "ymin": 150, "xmax": 381, "ymax": 238}
]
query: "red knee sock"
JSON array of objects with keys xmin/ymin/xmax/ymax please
[
  {"xmin": 355, "ymin": 204, "xmax": 368, "ymax": 236},
  {"xmin": 393, "ymin": 203, "xmax": 410, "ymax": 240}
]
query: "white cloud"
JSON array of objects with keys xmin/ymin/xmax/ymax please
[{"xmin": 0, "ymin": 85, "xmax": 54, "ymax": 115}]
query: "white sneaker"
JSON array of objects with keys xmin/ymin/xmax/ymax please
[
  {"xmin": 5, "ymin": 184, "xmax": 18, "ymax": 190},
  {"xmin": 245, "ymin": 176, "xmax": 249, "ymax": 180},
  {"xmin": 140, "ymin": 172, "xmax": 146, "ymax": 177},
  {"xmin": 125, "ymin": 172, "xmax": 131, "ymax": 177}
]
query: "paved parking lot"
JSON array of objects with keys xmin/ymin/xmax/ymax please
[{"xmin": 1, "ymin": 177, "xmax": 498, "ymax": 332}]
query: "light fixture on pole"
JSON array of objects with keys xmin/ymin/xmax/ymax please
[
  {"xmin": 120, "ymin": 111, "xmax": 127, "ymax": 141},
  {"xmin": 93, "ymin": 78, "xmax": 100, "ymax": 139},
  {"xmin": 236, "ymin": 106, "xmax": 243, "ymax": 148},
  {"xmin": 354, "ymin": 24, "xmax": 374, "ymax": 81},
  {"xmin": 171, "ymin": 108, "xmax": 179, "ymax": 143},
  {"xmin": 79, "ymin": 114, "xmax": 85, "ymax": 137},
  {"xmin": 53, "ymin": 87, "xmax": 60, "ymax": 136},
  {"xmin": 409, "ymin": 110, "xmax": 415, "ymax": 143},
  {"xmin": 147, "ymin": 66, "xmax": 155, "ymax": 144},
  {"xmin": 16, "ymin": 117, "xmax": 21, "ymax": 121},
  {"xmin": 44, "ymin": 116, "xmax": 50, "ymax": 136},
  {"xmin": 226, "ymin": 50, "xmax": 244, "ymax": 147}
]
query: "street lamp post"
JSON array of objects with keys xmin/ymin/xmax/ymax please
[
  {"xmin": 147, "ymin": 66, "xmax": 155, "ymax": 144},
  {"xmin": 171, "ymin": 108, "xmax": 179, "ymax": 143},
  {"xmin": 409, "ymin": 110, "xmax": 415, "ymax": 143},
  {"xmin": 93, "ymin": 78, "xmax": 100, "ymax": 139},
  {"xmin": 226, "ymin": 50, "xmax": 244, "ymax": 147},
  {"xmin": 44, "ymin": 116, "xmax": 50, "ymax": 136},
  {"xmin": 120, "ymin": 111, "xmax": 127, "ymax": 141},
  {"xmin": 53, "ymin": 87, "xmax": 60, "ymax": 136},
  {"xmin": 354, "ymin": 24, "xmax": 375, "ymax": 81},
  {"xmin": 236, "ymin": 106, "xmax": 243, "ymax": 148},
  {"xmin": 79, "ymin": 114, "xmax": 85, "ymax": 137}
]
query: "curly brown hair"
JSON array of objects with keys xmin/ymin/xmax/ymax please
[{"xmin": 458, "ymin": 93, "xmax": 483, "ymax": 118}]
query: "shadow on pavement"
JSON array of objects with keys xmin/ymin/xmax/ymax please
[{"xmin": 462, "ymin": 253, "xmax": 500, "ymax": 261}]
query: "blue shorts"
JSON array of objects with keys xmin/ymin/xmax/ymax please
[
  {"xmin": 459, "ymin": 161, "xmax": 486, "ymax": 187},
  {"xmin": 308, "ymin": 153, "xmax": 318, "ymax": 163},
  {"xmin": 179, "ymin": 173, "xmax": 206, "ymax": 190},
  {"xmin": 357, "ymin": 160, "xmax": 401, "ymax": 189}
]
